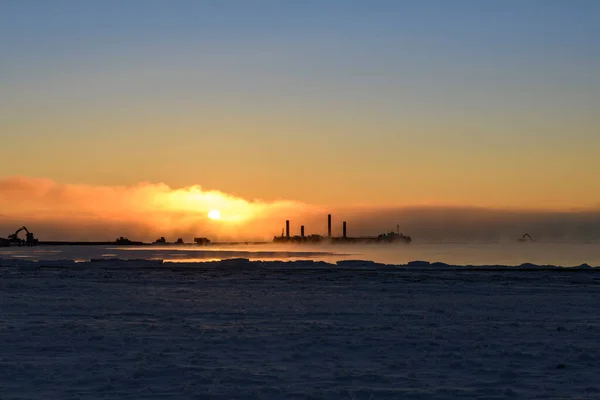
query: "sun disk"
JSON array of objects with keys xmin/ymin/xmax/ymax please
[{"xmin": 208, "ymin": 209, "xmax": 221, "ymax": 220}]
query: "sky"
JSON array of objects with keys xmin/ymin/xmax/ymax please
[{"xmin": 0, "ymin": 1, "xmax": 599, "ymax": 241}]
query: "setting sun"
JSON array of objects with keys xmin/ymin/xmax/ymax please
[{"xmin": 208, "ymin": 209, "xmax": 221, "ymax": 220}]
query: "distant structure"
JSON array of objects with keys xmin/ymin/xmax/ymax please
[
  {"xmin": 273, "ymin": 218, "xmax": 323, "ymax": 243},
  {"xmin": 194, "ymin": 237, "xmax": 211, "ymax": 245},
  {"xmin": 152, "ymin": 237, "xmax": 185, "ymax": 245},
  {"xmin": 273, "ymin": 214, "xmax": 411, "ymax": 244},
  {"xmin": 0, "ymin": 226, "xmax": 38, "ymax": 247},
  {"xmin": 518, "ymin": 233, "xmax": 535, "ymax": 242},
  {"xmin": 115, "ymin": 237, "xmax": 134, "ymax": 245}
]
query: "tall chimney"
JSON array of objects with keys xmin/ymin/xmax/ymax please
[
  {"xmin": 327, "ymin": 214, "xmax": 332, "ymax": 237},
  {"xmin": 301, "ymin": 225, "xmax": 305, "ymax": 237},
  {"xmin": 286, "ymin": 220, "xmax": 290, "ymax": 238},
  {"xmin": 343, "ymin": 221, "xmax": 347, "ymax": 238}
]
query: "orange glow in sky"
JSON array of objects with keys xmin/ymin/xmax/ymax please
[
  {"xmin": 0, "ymin": 1, "xmax": 598, "ymax": 242},
  {"xmin": 0, "ymin": 176, "xmax": 319, "ymax": 242}
]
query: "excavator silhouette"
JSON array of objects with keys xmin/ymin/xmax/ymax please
[
  {"xmin": 517, "ymin": 233, "xmax": 535, "ymax": 242},
  {"xmin": 6, "ymin": 226, "xmax": 38, "ymax": 246}
]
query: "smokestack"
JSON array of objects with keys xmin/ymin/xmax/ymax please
[
  {"xmin": 301, "ymin": 225, "xmax": 305, "ymax": 237},
  {"xmin": 343, "ymin": 221, "xmax": 347, "ymax": 238},
  {"xmin": 286, "ymin": 220, "xmax": 290, "ymax": 238},
  {"xmin": 328, "ymin": 214, "xmax": 332, "ymax": 237}
]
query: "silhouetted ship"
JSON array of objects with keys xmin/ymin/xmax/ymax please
[{"xmin": 273, "ymin": 214, "xmax": 412, "ymax": 244}]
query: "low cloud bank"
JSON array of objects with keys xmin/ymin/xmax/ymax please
[
  {"xmin": 1, "ymin": 176, "xmax": 599, "ymax": 242},
  {"xmin": 330, "ymin": 207, "xmax": 600, "ymax": 242},
  {"xmin": 0, "ymin": 176, "xmax": 317, "ymax": 242}
]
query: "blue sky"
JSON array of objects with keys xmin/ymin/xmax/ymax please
[{"xmin": 0, "ymin": 0, "xmax": 598, "ymax": 208}]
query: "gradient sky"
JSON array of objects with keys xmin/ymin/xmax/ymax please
[{"xmin": 1, "ymin": 0, "xmax": 599, "ymax": 209}]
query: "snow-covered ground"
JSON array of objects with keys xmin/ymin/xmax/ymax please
[{"xmin": 2, "ymin": 258, "xmax": 600, "ymax": 399}]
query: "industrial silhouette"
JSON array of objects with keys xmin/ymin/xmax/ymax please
[
  {"xmin": 518, "ymin": 233, "xmax": 535, "ymax": 242},
  {"xmin": 0, "ymin": 226, "xmax": 38, "ymax": 247},
  {"xmin": 152, "ymin": 237, "xmax": 188, "ymax": 245},
  {"xmin": 115, "ymin": 237, "xmax": 134, "ymax": 245},
  {"xmin": 0, "ymin": 216, "xmax": 413, "ymax": 248},
  {"xmin": 194, "ymin": 237, "xmax": 211, "ymax": 245},
  {"xmin": 273, "ymin": 214, "xmax": 412, "ymax": 244}
]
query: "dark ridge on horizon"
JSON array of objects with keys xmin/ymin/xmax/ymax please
[{"xmin": 2, "ymin": 206, "xmax": 600, "ymax": 243}]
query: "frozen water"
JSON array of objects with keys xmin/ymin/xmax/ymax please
[
  {"xmin": 1, "ymin": 256, "xmax": 600, "ymax": 399},
  {"xmin": 2, "ymin": 241, "xmax": 600, "ymax": 266}
]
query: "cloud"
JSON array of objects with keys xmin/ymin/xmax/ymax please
[
  {"xmin": 1, "ymin": 176, "xmax": 600, "ymax": 243},
  {"xmin": 0, "ymin": 176, "xmax": 319, "ymax": 241},
  {"xmin": 330, "ymin": 206, "xmax": 600, "ymax": 242}
]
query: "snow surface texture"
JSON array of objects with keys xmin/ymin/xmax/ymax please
[{"xmin": 2, "ymin": 258, "xmax": 600, "ymax": 399}]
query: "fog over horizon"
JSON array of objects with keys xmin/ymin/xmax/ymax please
[{"xmin": 1, "ymin": 176, "xmax": 600, "ymax": 243}]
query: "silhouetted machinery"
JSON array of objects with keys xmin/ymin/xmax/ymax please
[
  {"xmin": 4, "ymin": 226, "xmax": 38, "ymax": 246},
  {"xmin": 194, "ymin": 237, "xmax": 211, "ymax": 245},
  {"xmin": 518, "ymin": 233, "xmax": 535, "ymax": 242},
  {"xmin": 115, "ymin": 237, "xmax": 134, "ymax": 245}
]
